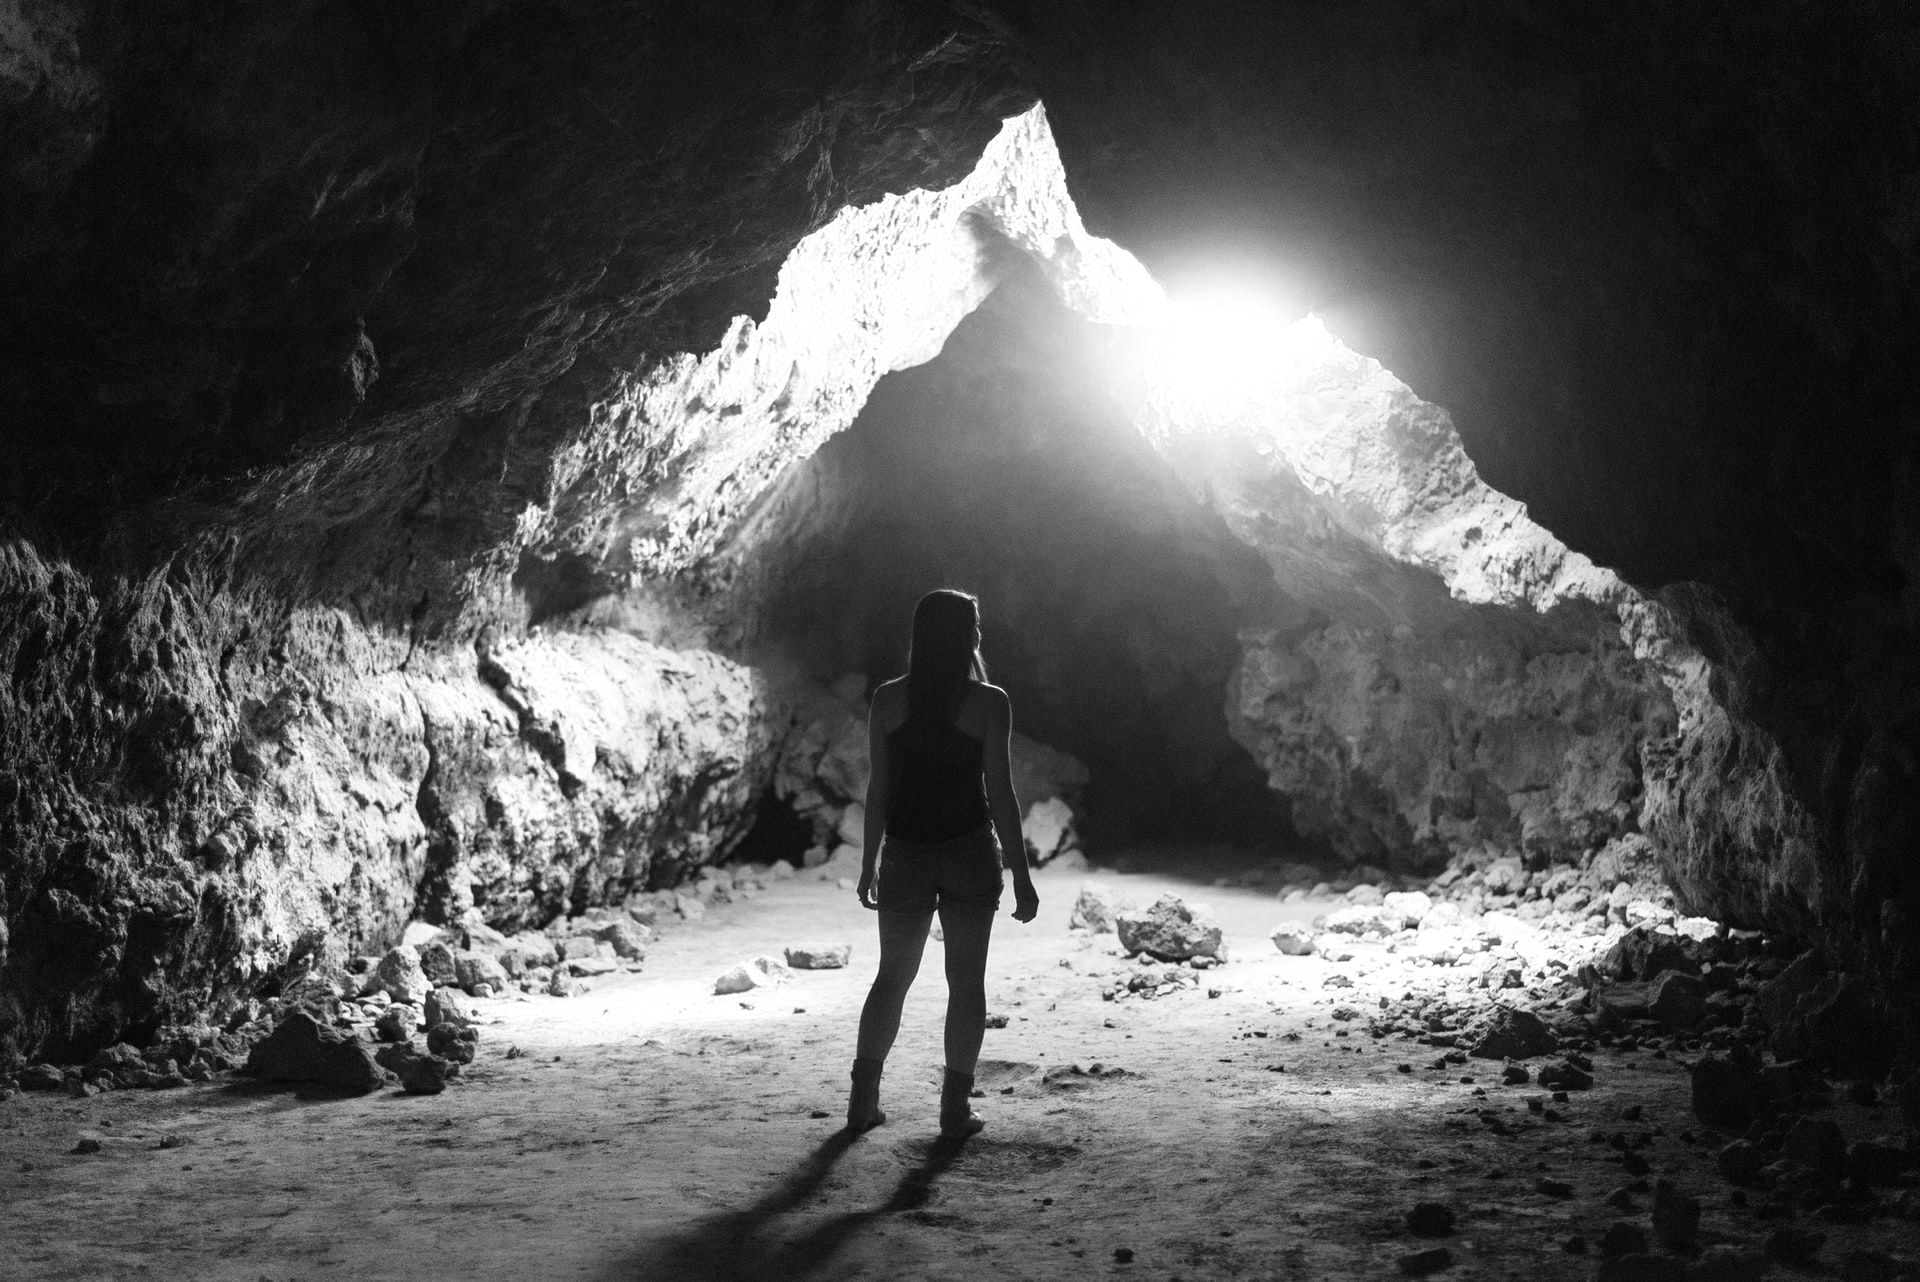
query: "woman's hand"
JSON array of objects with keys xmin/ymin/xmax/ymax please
[
  {"xmin": 857, "ymin": 867, "xmax": 879, "ymax": 911},
  {"xmin": 1011, "ymin": 882, "xmax": 1039, "ymax": 924}
]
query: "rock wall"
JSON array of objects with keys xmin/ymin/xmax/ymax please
[
  {"xmin": 1232, "ymin": 621, "xmax": 1673, "ymax": 873},
  {"xmin": 0, "ymin": 532, "xmax": 775, "ymax": 1061}
]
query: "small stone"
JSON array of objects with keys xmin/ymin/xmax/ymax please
[
  {"xmin": 71, "ymin": 1138, "xmax": 102, "ymax": 1155},
  {"xmin": 1502, "ymin": 1063, "xmax": 1530, "ymax": 1086},
  {"xmin": 713, "ymin": 954, "xmax": 795, "ymax": 995},
  {"xmin": 1397, "ymin": 1246, "xmax": 1452, "ymax": 1275},
  {"xmin": 784, "ymin": 943, "xmax": 851, "ymax": 970},
  {"xmin": 1112, "ymin": 1248, "xmax": 1134, "ymax": 1264},
  {"xmin": 547, "ymin": 972, "xmax": 585, "ymax": 998},
  {"xmin": 675, "ymin": 892, "xmax": 707, "ymax": 920},
  {"xmin": 1648, "ymin": 970, "xmax": 1708, "ymax": 1030},
  {"xmin": 1405, "ymin": 1202, "xmax": 1455, "ymax": 1236},
  {"xmin": 1269, "ymin": 927, "xmax": 1315, "ymax": 956},
  {"xmin": 1537, "ymin": 1060, "xmax": 1593, "ymax": 1091},
  {"xmin": 1604, "ymin": 1186, "xmax": 1637, "ymax": 1210},
  {"xmin": 426, "ymin": 1023, "xmax": 478, "ymax": 1065},
  {"xmin": 1598, "ymin": 1221, "xmax": 1647, "ymax": 1257},
  {"xmin": 374, "ymin": 1004, "xmax": 419, "ymax": 1043},
  {"xmin": 1534, "ymin": 1177, "xmax": 1574, "ymax": 1199}
]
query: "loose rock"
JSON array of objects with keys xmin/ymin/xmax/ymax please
[
  {"xmin": 424, "ymin": 986, "xmax": 472, "ymax": 1029},
  {"xmin": 1405, "ymin": 1202, "xmax": 1455, "ymax": 1236},
  {"xmin": 1469, "ymin": 1008, "xmax": 1559, "ymax": 1060},
  {"xmin": 1269, "ymin": 927, "xmax": 1314, "ymax": 956},
  {"xmin": 426, "ymin": 1023, "xmax": 478, "ymax": 1065},
  {"xmin": 784, "ymin": 943, "xmax": 851, "ymax": 970},
  {"xmin": 374, "ymin": 1042, "xmax": 458, "ymax": 1095},
  {"xmin": 1115, "ymin": 894, "xmax": 1223, "ymax": 962},
  {"xmin": 372, "ymin": 947, "xmax": 431, "ymax": 1005},
  {"xmin": 1069, "ymin": 882, "xmax": 1128, "ymax": 934},
  {"xmin": 1397, "ymin": 1246, "xmax": 1452, "ymax": 1275},
  {"xmin": 714, "ymin": 955, "xmax": 795, "ymax": 995}
]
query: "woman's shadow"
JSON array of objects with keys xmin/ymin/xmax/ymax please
[{"xmin": 607, "ymin": 1129, "xmax": 970, "ymax": 1281}]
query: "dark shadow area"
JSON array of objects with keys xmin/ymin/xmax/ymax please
[
  {"xmin": 612, "ymin": 1130, "xmax": 970, "ymax": 1281},
  {"xmin": 725, "ymin": 789, "xmax": 816, "ymax": 868}
]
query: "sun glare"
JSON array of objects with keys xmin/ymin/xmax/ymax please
[{"xmin": 1109, "ymin": 278, "xmax": 1343, "ymax": 419}]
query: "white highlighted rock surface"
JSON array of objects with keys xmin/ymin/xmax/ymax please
[
  {"xmin": 1023, "ymin": 797, "xmax": 1077, "ymax": 864},
  {"xmin": 713, "ymin": 955, "xmax": 796, "ymax": 995},
  {"xmin": 1269, "ymin": 927, "xmax": 1314, "ymax": 956},
  {"xmin": 1069, "ymin": 882, "xmax": 1130, "ymax": 934}
]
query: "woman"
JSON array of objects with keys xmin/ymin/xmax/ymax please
[{"xmin": 847, "ymin": 588, "xmax": 1039, "ymax": 1138}]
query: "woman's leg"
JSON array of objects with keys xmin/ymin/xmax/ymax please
[
  {"xmin": 936, "ymin": 901, "xmax": 996, "ymax": 1075},
  {"xmin": 855, "ymin": 908, "xmax": 935, "ymax": 1062}
]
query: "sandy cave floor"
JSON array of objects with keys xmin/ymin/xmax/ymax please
[{"xmin": 4, "ymin": 856, "xmax": 1912, "ymax": 1282}]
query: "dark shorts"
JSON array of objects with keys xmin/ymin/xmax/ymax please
[{"xmin": 876, "ymin": 826, "xmax": 1003, "ymax": 914}]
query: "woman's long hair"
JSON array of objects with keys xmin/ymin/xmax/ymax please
[{"xmin": 905, "ymin": 588, "xmax": 987, "ymax": 723}]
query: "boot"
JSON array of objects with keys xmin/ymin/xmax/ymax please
[
  {"xmin": 939, "ymin": 1067, "xmax": 985, "ymax": 1138},
  {"xmin": 847, "ymin": 1056, "xmax": 887, "ymax": 1131}
]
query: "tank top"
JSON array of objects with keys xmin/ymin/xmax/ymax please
[{"xmin": 885, "ymin": 712, "xmax": 989, "ymax": 842}]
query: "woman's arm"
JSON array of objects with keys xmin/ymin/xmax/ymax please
[
  {"xmin": 857, "ymin": 686, "xmax": 894, "ymax": 911},
  {"xmin": 983, "ymin": 687, "xmax": 1038, "ymax": 923}
]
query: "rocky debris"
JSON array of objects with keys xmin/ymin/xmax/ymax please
[
  {"xmin": 547, "ymin": 972, "xmax": 587, "ymax": 998},
  {"xmin": 1778, "ymin": 1116, "xmax": 1845, "ymax": 1175},
  {"xmin": 675, "ymin": 892, "xmax": 708, "ymax": 921},
  {"xmin": 371, "ymin": 947, "xmax": 432, "ymax": 1006},
  {"xmin": 1070, "ymin": 883, "xmax": 1130, "ymax": 934},
  {"xmin": 1269, "ymin": 927, "xmax": 1314, "ymax": 956},
  {"xmin": 1382, "ymin": 891, "xmax": 1432, "ymax": 928},
  {"xmin": 374, "ymin": 1004, "xmax": 420, "ymax": 1043},
  {"xmin": 426, "ymin": 1024, "xmax": 478, "ymax": 1065},
  {"xmin": 244, "ymin": 1012, "xmax": 383, "ymax": 1094},
  {"xmin": 1116, "ymin": 894, "xmax": 1223, "ymax": 962},
  {"xmin": 714, "ymin": 955, "xmax": 795, "ymax": 995},
  {"xmin": 374, "ymin": 1042, "xmax": 458, "ymax": 1095},
  {"xmin": 1405, "ymin": 1202, "xmax": 1455, "ymax": 1236},
  {"xmin": 424, "ymin": 987, "xmax": 472, "ymax": 1029},
  {"xmin": 1468, "ymin": 1008, "xmax": 1560, "ymax": 1060},
  {"xmin": 1602, "ymin": 927, "xmax": 1698, "ymax": 982},
  {"xmin": 1759, "ymin": 966, "xmax": 1895, "ymax": 1077},
  {"xmin": 783, "ymin": 943, "xmax": 851, "ymax": 970}
]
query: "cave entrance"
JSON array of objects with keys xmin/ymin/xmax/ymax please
[{"xmin": 728, "ymin": 262, "xmax": 1305, "ymax": 856}]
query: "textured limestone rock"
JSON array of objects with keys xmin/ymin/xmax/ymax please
[
  {"xmin": 713, "ymin": 955, "xmax": 794, "ymax": 996},
  {"xmin": 1070, "ymin": 883, "xmax": 1129, "ymax": 934},
  {"xmin": 372, "ymin": 948, "xmax": 431, "ymax": 1006}
]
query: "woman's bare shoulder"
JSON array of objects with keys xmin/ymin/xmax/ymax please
[{"xmin": 967, "ymin": 680, "xmax": 1011, "ymax": 712}]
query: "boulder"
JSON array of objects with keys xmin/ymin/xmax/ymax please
[
  {"xmin": 1468, "ymin": 1008, "xmax": 1560, "ymax": 1060},
  {"xmin": 426, "ymin": 1023, "xmax": 478, "ymax": 1064},
  {"xmin": 1069, "ymin": 882, "xmax": 1128, "ymax": 933},
  {"xmin": 784, "ymin": 943, "xmax": 851, "ymax": 970},
  {"xmin": 416, "ymin": 940, "xmax": 457, "ymax": 988},
  {"xmin": 245, "ymin": 1012, "xmax": 383, "ymax": 1094},
  {"xmin": 1648, "ymin": 970, "xmax": 1708, "ymax": 1030},
  {"xmin": 83, "ymin": 1044, "xmax": 145, "ymax": 1079},
  {"xmin": 1322, "ymin": 903, "xmax": 1401, "ymax": 936},
  {"xmin": 1116, "ymin": 894, "xmax": 1224, "ymax": 961},
  {"xmin": 492, "ymin": 932, "xmax": 559, "ymax": 976},
  {"xmin": 372, "ymin": 946, "xmax": 431, "ymax": 1005},
  {"xmin": 424, "ymin": 986, "xmax": 472, "ymax": 1029},
  {"xmin": 399, "ymin": 921, "xmax": 448, "ymax": 950},
  {"xmin": 19, "ymin": 1063, "xmax": 66, "ymax": 1091},
  {"xmin": 1269, "ymin": 927, "xmax": 1314, "ymax": 956},
  {"xmin": 455, "ymin": 950, "xmax": 512, "ymax": 995},
  {"xmin": 585, "ymin": 919, "xmax": 650, "ymax": 960}
]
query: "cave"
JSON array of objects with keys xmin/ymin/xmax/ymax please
[{"xmin": 3, "ymin": 4, "xmax": 1917, "ymax": 1277}]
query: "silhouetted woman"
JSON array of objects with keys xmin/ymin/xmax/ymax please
[{"xmin": 847, "ymin": 588, "xmax": 1039, "ymax": 1138}]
